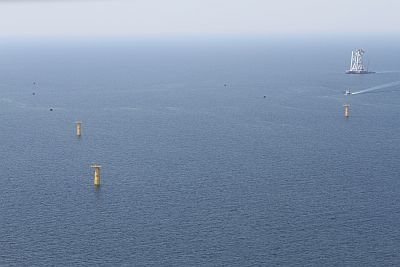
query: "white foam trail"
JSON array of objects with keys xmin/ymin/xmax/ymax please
[
  {"xmin": 375, "ymin": 71, "xmax": 400, "ymax": 73},
  {"xmin": 352, "ymin": 81, "xmax": 400, "ymax": 95}
]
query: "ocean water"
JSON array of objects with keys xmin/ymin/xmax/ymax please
[{"xmin": 1, "ymin": 38, "xmax": 400, "ymax": 266}]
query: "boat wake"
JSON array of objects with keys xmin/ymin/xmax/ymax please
[{"xmin": 351, "ymin": 81, "xmax": 400, "ymax": 95}]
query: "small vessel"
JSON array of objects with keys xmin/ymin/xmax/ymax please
[{"xmin": 345, "ymin": 90, "xmax": 352, "ymax": 95}]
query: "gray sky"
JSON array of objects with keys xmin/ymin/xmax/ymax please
[{"xmin": 0, "ymin": 0, "xmax": 399, "ymax": 37}]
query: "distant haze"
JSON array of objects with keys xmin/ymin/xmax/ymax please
[{"xmin": 0, "ymin": 0, "xmax": 399, "ymax": 37}]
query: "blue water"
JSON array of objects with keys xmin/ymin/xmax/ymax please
[{"xmin": 1, "ymin": 38, "xmax": 400, "ymax": 266}]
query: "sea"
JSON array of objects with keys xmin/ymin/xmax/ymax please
[{"xmin": 1, "ymin": 37, "xmax": 400, "ymax": 266}]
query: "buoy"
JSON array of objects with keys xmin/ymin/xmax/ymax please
[{"xmin": 49, "ymin": 108, "xmax": 53, "ymax": 111}]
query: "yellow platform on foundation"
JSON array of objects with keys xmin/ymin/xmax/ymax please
[
  {"xmin": 344, "ymin": 104, "xmax": 350, "ymax": 118},
  {"xmin": 91, "ymin": 165, "xmax": 101, "ymax": 186},
  {"xmin": 76, "ymin": 121, "xmax": 82, "ymax": 137}
]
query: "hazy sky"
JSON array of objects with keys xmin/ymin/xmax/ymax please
[{"xmin": 0, "ymin": 0, "xmax": 399, "ymax": 37}]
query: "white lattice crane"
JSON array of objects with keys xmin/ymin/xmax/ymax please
[{"xmin": 346, "ymin": 49, "xmax": 375, "ymax": 74}]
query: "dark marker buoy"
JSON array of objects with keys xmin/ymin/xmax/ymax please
[
  {"xmin": 263, "ymin": 95, "xmax": 266, "ymax": 98},
  {"xmin": 50, "ymin": 108, "xmax": 53, "ymax": 111},
  {"xmin": 32, "ymin": 92, "xmax": 35, "ymax": 95}
]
